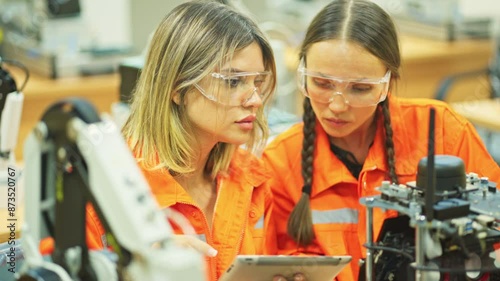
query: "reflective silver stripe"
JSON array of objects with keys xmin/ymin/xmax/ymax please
[
  {"xmin": 254, "ymin": 215, "xmax": 264, "ymax": 230},
  {"xmin": 312, "ymin": 208, "xmax": 358, "ymax": 224}
]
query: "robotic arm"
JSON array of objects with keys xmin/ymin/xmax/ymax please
[
  {"xmin": 18, "ymin": 98, "xmax": 204, "ymax": 281},
  {"xmin": 0, "ymin": 57, "xmax": 25, "ymax": 177}
]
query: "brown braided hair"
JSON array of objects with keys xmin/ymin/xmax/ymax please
[
  {"xmin": 287, "ymin": 0, "xmax": 401, "ymax": 246},
  {"xmin": 381, "ymin": 99, "xmax": 398, "ymax": 184},
  {"xmin": 287, "ymin": 98, "xmax": 317, "ymax": 245}
]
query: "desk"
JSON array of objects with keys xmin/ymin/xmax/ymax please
[
  {"xmin": 399, "ymin": 35, "xmax": 494, "ymax": 102},
  {"xmin": 7, "ymin": 69, "xmax": 120, "ymax": 159},
  {"xmin": 451, "ymin": 99, "xmax": 500, "ymax": 132}
]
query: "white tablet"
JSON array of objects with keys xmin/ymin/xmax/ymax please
[{"xmin": 219, "ymin": 255, "xmax": 352, "ymax": 281}]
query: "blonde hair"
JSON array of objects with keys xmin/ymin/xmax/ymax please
[{"xmin": 123, "ymin": 0, "xmax": 276, "ymax": 178}]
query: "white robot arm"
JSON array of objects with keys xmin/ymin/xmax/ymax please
[
  {"xmin": 0, "ymin": 92, "xmax": 24, "ymax": 158},
  {"xmin": 18, "ymin": 98, "xmax": 204, "ymax": 281},
  {"xmin": 0, "ymin": 57, "xmax": 25, "ymax": 181}
]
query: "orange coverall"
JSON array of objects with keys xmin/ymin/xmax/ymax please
[
  {"xmin": 262, "ymin": 97, "xmax": 500, "ymax": 281},
  {"xmin": 41, "ymin": 149, "xmax": 277, "ymax": 281}
]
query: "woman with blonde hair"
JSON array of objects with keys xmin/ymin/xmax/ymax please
[
  {"xmin": 40, "ymin": 1, "xmax": 309, "ymax": 280},
  {"xmin": 83, "ymin": 1, "xmax": 284, "ymax": 280}
]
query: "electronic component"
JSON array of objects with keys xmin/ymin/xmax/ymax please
[{"xmin": 361, "ymin": 107, "xmax": 500, "ymax": 281}]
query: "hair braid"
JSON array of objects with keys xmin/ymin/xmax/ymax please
[
  {"xmin": 287, "ymin": 98, "xmax": 317, "ymax": 246},
  {"xmin": 381, "ymin": 99, "xmax": 398, "ymax": 184}
]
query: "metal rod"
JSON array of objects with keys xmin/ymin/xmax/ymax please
[
  {"xmin": 366, "ymin": 199, "xmax": 374, "ymax": 281},
  {"xmin": 415, "ymin": 215, "xmax": 426, "ymax": 281},
  {"xmin": 426, "ymin": 107, "xmax": 436, "ymax": 222}
]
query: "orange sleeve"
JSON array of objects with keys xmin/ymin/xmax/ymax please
[
  {"xmin": 85, "ymin": 204, "xmax": 107, "ymax": 249},
  {"xmin": 262, "ymin": 140, "xmax": 303, "ymax": 255},
  {"xmin": 444, "ymin": 110, "xmax": 500, "ymax": 185},
  {"xmin": 262, "ymin": 179, "xmax": 278, "ymax": 255}
]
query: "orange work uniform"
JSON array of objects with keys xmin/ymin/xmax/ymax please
[
  {"xmin": 262, "ymin": 97, "xmax": 500, "ymax": 281},
  {"xmin": 41, "ymin": 149, "xmax": 277, "ymax": 281}
]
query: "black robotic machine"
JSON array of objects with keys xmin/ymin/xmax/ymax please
[{"xmin": 361, "ymin": 108, "xmax": 500, "ymax": 281}]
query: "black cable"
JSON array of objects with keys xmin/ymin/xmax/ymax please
[{"xmin": 0, "ymin": 57, "xmax": 30, "ymax": 92}]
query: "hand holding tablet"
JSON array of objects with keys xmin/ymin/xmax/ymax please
[{"xmin": 219, "ymin": 255, "xmax": 352, "ymax": 281}]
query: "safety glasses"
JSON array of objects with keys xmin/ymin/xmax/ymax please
[
  {"xmin": 194, "ymin": 71, "xmax": 272, "ymax": 106},
  {"xmin": 297, "ymin": 64, "xmax": 391, "ymax": 107}
]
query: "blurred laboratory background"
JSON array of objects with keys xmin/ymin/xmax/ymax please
[{"xmin": 0, "ymin": 0, "xmax": 499, "ymax": 161}]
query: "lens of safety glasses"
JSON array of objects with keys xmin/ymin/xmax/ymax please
[
  {"xmin": 195, "ymin": 71, "xmax": 272, "ymax": 106},
  {"xmin": 298, "ymin": 68, "xmax": 391, "ymax": 107}
]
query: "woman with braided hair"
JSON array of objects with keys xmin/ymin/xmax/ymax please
[{"xmin": 262, "ymin": 1, "xmax": 500, "ymax": 280}]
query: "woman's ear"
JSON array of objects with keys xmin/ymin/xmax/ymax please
[{"xmin": 172, "ymin": 91, "xmax": 181, "ymax": 105}]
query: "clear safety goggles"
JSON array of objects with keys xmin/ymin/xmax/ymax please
[
  {"xmin": 194, "ymin": 71, "xmax": 272, "ymax": 106},
  {"xmin": 297, "ymin": 66, "xmax": 391, "ymax": 107}
]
